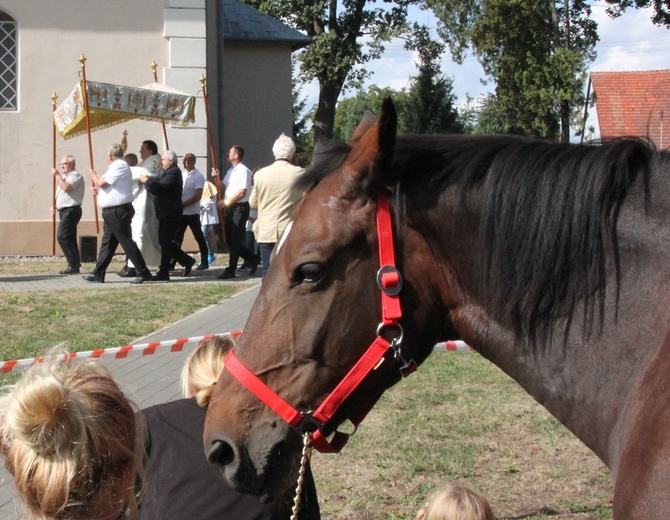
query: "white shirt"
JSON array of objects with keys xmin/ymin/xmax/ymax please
[
  {"xmin": 98, "ymin": 159, "xmax": 134, "ymax": 208},
  {"xmin": 182, "ymin": 168, "xmax": 206, "ymax": 215},
  {"xmin": 223, "ymin": 163, "xmax": 252, "ymax": 203},
  {"xmin": 56, "ymin": 170, "xmax": 85, "ymax": 209}
]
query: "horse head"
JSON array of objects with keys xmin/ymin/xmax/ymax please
[{"xmin": 203, "ymin": 98, "xmax": 456, "ymax": 500}]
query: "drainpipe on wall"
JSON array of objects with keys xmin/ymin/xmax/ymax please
[{"xmin": 205, "ymin": 0, "xmax": 223, "ymax": 174}]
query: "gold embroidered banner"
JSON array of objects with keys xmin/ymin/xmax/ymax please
[{"xmin": 54, "ymin": 81, "xmax": 196, "ymax": 139}]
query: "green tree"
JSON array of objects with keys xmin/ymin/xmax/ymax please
[
  {"xmin": 603, "ymin": 0, "xmax": 670, "ymax": 25},
  {"xmin": 245, "ymin": 0, "xmax": 414, "ymax": 141},
  {"xmin": 333, "ymin": 85, "xmax": 411, "ymax": 140},
  {"xmin": 425, "ymin": 0, "xmax": 597, "ymax": 141},
  {"xmin": 460, "ymin": 93, "xmax": 510, "ymax": 134},
  {"xmin": 291, "ymin": 58, "xmax": 314, "ymax": 162},
  {"xmin": 404, "ymin": 26, "xmax": 464, "ymax": 134}
]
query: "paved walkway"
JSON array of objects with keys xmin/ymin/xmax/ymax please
[{"xmin": 0, "ymin": 267, "xmax": 261, "ymax": 519}]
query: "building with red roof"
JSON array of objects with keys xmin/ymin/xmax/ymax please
[{"xmin": 590, "ymin": 70, "xmax": 670, "ymax": 150}]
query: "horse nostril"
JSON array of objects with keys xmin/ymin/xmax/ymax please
[{"xmin": 207, "ymin": 439, "xmax": 235, "ymax": 467}]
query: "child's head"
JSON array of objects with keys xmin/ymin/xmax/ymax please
[
  {"xmin": 416, "ymin": 484, "xmax": 494, "ymax": 520},
  {"xmin": 0, "ymin": 361, "xmax": 140, "ymax": 519},
  {"xmin": 180, "ymin": 335, "xmax": 236, "ymax": 407}
]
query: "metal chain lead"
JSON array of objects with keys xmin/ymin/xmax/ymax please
[{"xmin": 291, "ymin": 433, "xmax": 312, "ymax": 520}]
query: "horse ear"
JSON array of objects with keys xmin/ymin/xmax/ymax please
[
  {"xmin": 344, "ymin": 97, "xmax": 397, "ymax": 191},
  {"xmin": 349, "ymin": 109, "xmax": 377, "ymax": 144}
]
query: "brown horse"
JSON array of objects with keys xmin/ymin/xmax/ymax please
[{"xmin": 204, "ymin": 98, "xmax": 670, "ymax": 518}]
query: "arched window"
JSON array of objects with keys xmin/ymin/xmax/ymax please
[{"xmin": 0, "ymin": 11, "xmax": 17, "ymax": 111}]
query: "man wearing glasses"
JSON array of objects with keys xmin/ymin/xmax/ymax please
[{"xmin": 51, "ymin": 155, "xmax": 84, "ymax": 275}]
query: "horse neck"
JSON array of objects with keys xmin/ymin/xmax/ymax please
[{"xmin": 402, "ymin": 189, "xmax": 645, "ymax": 467}]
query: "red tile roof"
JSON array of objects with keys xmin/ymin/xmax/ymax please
[{"xmin": 591, "ymin": 70, "xmax": 670, "ymax": 149}]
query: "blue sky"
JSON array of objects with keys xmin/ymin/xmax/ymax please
[{"xmin": 301, "ymin": 3, "xmax": 670, "ymax": 122}]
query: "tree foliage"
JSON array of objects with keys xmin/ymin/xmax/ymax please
[
  {"xmin": 425, "ymin": 0, "xmax": 597, "ymax": 141},
  {"xmin": 333, "ymin": 85, "xmax": 411, "ymax": 141},
  {"xmin": 603, "ymin": 0, "xmax": 670, "ymax": 25},
  {"xmin": 245, "ymin": 0, "xmax": 414, "ymax": 141},
  {"xmin": 403, "ymin": 26, "xmax": 464, "ymax": 134}
]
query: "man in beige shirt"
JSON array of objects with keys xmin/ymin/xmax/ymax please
[{"xmin": 249, "ymin": 134, "xmax": 304, "ymax": 278}]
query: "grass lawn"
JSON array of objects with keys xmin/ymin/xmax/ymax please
[{"xmin": 0, "ymin": 280, "xmax": 237, "ymax": 367}]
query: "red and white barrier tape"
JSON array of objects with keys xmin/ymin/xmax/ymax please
[
  {"xmin": 0, "ymin": 334, "xmax": 471, "ymax": 375},
  {"xmin": 432, "ymin": 340, "xmax": 473, "ymax": 353},
  {"xmin": 0, "ymin": 331, "xmax": 243, "ymax": 374}
]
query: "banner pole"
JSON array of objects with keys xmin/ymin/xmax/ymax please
[
  {"xmin": 151, "ymin": 60, "xmax": 170, "ymax": 150},
  {"xmin": 51, "ymin": 92, "xmax": 58, "ymax": 256},
  {"xmin": 79, "ymin": 54, "xmax": 100, "ymax": 233},
  {"xmin": 200, "ymin": 74, "xmax": 227, "ymax": 245}
]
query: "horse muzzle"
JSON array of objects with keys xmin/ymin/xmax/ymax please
[{"xmin": 205, "ymin": 423, "xmax": 300, "ymax": 501}]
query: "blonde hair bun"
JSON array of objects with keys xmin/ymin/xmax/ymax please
[{"xmin": 5, "ymin": 371, "xmax": 86, "ymax": 457}]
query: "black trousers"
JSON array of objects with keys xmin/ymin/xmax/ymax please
[
  {"xmin": 225, "ymin": 202, "xmax": 256, "ymax": 270},
  {"xmin": 94, "ymin": 204, "xmax": 149, "ymax": 276},
  {"xmin": 174, "ymin": 213, "xmax": 209, "ymax": 266},
  {"xmin": 57, "ymin": 205, "xmax": 82, "ymax": 269},
  {"xmin": 157, "ymin": 216, "xmax": 193, "ymax": 276}
]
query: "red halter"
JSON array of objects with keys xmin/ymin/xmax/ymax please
[{"xmin": 223, "ymin": 191, "xmax": 416, "ymax": 453}]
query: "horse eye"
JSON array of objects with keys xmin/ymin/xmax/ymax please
[{"xmin": 294, "ymin": 263, "xmax": 324, "ymax": 285}]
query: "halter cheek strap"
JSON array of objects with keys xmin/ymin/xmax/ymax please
[{"xmin": 223, "ymin": 191, "xmax": 416, "ymax": 453}]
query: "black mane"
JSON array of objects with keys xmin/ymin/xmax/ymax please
[{"xmin": 302, "ymin": 134, "xmax": 656, "ymax": 345}]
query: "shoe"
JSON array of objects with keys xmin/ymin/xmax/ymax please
[
  {"xmin": 217, "ymin": 268, "xmax": 236, "ymax": 279},
  {"xmin": 119, "ymin": 267, "xmax": 136, "ymax": 278},
  {"xmin": 152, "ymin": 273, "xmax": 170, "ymax": 282},
  {"xmin": 248, "ymin": 256, "xmax": 260, "ymax": 277},
  {"xmin": 117, "ymin": 266, "xmax": 136, "ymax": 278},
  {"xmin": 130, "ymin": 271, "xmax": 153, "ymax": 284},
  {"xmin": 208, "ymin": 254, "xmax": 216, "ymax": 264},
  {"xmin": 237, "ymin": 265, "xmax": 250, "ymax": 272},
  {"xmin": 195, "ymin": 264, "xmax": 208, "ymax": 270},
  {"xmin": 183, "ymin": 257, "xmax": 196, "ymax": 277},
  {"xmin": 59, "ymin": 267, "xmax": 80, "ymax": 275},
  {"xmin": 83, "ymin": 273, "xmax": 104, "ymax": 283}
]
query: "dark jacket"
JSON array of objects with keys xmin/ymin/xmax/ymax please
[
  {"xmin": 139, "ymin": 398, "xmax": 321, "ymax": 520},
  {"xmin": 145, "ymin": 164, "xmax": 183, "ymax": 219}
]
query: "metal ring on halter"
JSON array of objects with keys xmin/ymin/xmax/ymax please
[
  {"xmin": 376, "ymin": 322, "xmax": 404, "ymax": 344},
  {"xmin": 295, "ymin": 411, "xmax": 326, "ymax": 435},
  {"xmin": 376, "ymin": 265, "xmax": 403, "ymax": 296}
]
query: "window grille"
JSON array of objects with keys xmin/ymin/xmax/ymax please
[{"xmin": 0, "ymin": 12, "xmax": 17, "ymax": 111}]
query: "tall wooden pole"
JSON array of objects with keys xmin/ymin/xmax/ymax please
[
  {"xmin": 151, "ymin": 60, "xmax": 170, "ymax": 150},
  {"xmin": 79, "ymin": 54, "xmax": 100, "ymax": 233},
  {"xmin": 51, "ymin": 92, "xmax": 58, "ymax": 255},
  {"xmin": 200, "ymin": 74, "xmax": 227, "ymax": 244}
]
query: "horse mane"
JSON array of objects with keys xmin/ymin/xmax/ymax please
[{"xmin": 301, "ymin": 133, "xmax": 656, "ymax": 346}]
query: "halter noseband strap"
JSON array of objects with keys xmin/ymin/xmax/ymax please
[{"xmin": 223, "ymin": 191, "xmax": 415, "ymax": 453}]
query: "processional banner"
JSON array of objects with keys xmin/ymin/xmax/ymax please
[{"xmin": 54, "ymin": 81, "xmax": 196, "ymax": 139}]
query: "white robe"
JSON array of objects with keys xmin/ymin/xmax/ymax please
[{"xmin": 128, "ymin": 165, "xmax": 161, "ymax": 267}]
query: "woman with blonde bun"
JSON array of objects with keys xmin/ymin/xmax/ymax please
[
  {"xmin": 0, "ymin": 361, "xmax": 140, "ymax": 520},
  {"xmin": 139, "ymin": 335, "xmax": 321, "ymax": 519},
  {"xmin": 416, "ymin": 484, "xmax": 495, "ymax": 520}
]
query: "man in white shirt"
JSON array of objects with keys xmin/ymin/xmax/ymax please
[
  {"xmin": 51, "ymin": 155, "xmax": 85, "ymax": 275},
  {"xmin": 174, "ymin": 153, "xmax": 210, "ymax": 270},
  {"xmin": 83, "ymin": 143, "xmax": 152, "ymax": 284},
  {"xmin": 212, "ymin": 145, "xmax": 259, "ymax": 279}
]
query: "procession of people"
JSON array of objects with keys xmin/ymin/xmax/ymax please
[{"xmin": 48, "ymin": 132, "xmax": 309, "ymax": 284}]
